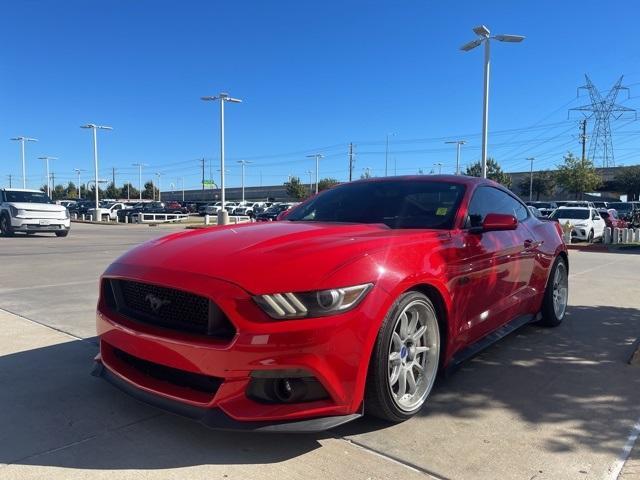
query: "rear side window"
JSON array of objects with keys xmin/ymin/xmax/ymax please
[{"xmin": 466, "ymin": 186, "xmax": 529, "ymax": 228}]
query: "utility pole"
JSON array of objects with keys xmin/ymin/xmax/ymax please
[
  {"xmin": 155, "ymin": 172, "xmax": 162, "ymax": 201},
  {"xmin": 445, "ymin": 140, "xmax": 466, "ymax": 175},
  {"xmin": 112, "ymin": 167, "xmax": 116, "ymax": 190},
  {"xmin": 181, "ymin": 177, "xmax": 185, "ymax": 202},
  {"xmin": 579, "ymin": 119, "xmax": 588, "ymax": 168},
  {"xmin": 527, "ymin": 157, "xmax": 535, "ymax": 201},
  {"xmin": 306, "ymin": 170, "xmax": 313, "ymax": 192},
  {"xmin": 348, "ymin": 142, "xmax": 354, "ymax": 181},
  {"xmin": 6, "ymin": 174, "xmax": 12, "ymax": 188}
]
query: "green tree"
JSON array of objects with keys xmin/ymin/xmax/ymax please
[
  {"xmin": 614, "ymin": 165, "xmax": 640, "ymax": 201},
  {"xmin": 52, "ymin": 184, "xmax": 65, "ymax": 200},
  {"xmin": 105, "ymin": 182, "xmax": 121, "ymax": 199},
  {"xmin": 66, "ymin": 181, "xmax": 78, "ymax": 199},
  {"xmin": 555, "ymin": 152, "xmax": 601, "ymax": 199},
  {"xmin": 121, "ymin": 182, "xmax": 140, "ymax": 200},
  {"xmin": 465, "ymin": 158, "xmax": 512, "ymax": 188},
  {"xmin": 284, "ymin": 176, "xmax": 308, "ymax": 200},
  {"xmin": 142, "ymin": 181, "xmax": 159, "ymax": 200},
  {"xmin": 317, "ymin": 177, "xmax": 339, "ymax": 191},
  {"xmin": 518, "ymin": 170, "xmax": 556, "ymax": 200}
]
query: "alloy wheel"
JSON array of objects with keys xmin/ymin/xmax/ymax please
[
  {"xmin": 552, "ymin": 262, "xmax": 568, "ymax": 320},
  {"xmin": 387, "ymin": 299, "xmax": 439, "ymax": 412}
]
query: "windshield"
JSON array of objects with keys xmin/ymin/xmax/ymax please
[
  {"xmin": 286, "ymin": 180, "xmax": 466, "ymax": 229},
  {"xmin": 550, "ymin": 208, "xmax": 590, "ymax": 220},
  {"xmin": 5, "ymin": 191, "xmax": 53, "ymax": 204},
  {"xmin": 609, "ymin": 202, "xmax": 632, "ymax": 212},
  {"xmin": 533, "ymin": 203, "xmax": 554, "ymax": 209}
]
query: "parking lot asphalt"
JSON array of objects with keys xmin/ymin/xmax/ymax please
[{"xmin": 1, "ymin": 222, "xmax": 639, "ymax": 480}]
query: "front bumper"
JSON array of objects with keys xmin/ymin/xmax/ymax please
[
  {"xmin": 10, "ymin": 217, "xmax": 70, "ymax": 232},
  {"xmin": 95, "ymin": 264, "xmax": 388, "ymax": 430},
  {"xmin": 570, "ymin": 227, "xmax": 590, "ymax": 240}
]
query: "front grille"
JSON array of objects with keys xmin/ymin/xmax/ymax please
[
  {"xmin": 103, "ymin": 279, "xmax": 235, "ymax": 339},
  {"xmin": 114, "ymin": 347, "xmax": 222, "ymax": 394}
]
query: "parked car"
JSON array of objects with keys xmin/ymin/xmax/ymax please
[
  {"xmin": 555, "ymin": 200, "xmax": 595, "ymax": 209},
  {"xmin": 598, "ymin": 208, "xmax": 627, "ymax": 230},
  {"xmin": 528, "ymin": 205, "xmax": 543, "ymax": 218},
  {"xmin": 232, "ymin": 202, "xmax": 266, "ymax": 217},
  {"xmin": 608, "ymin": 202, "xmax": 640, "ymax": 227},
  {"xmin": 94, "ymin": 176, "xmax": 568, "ymax": 431},
  {"xmin": 0, "ymin": 188, "xmax": 70, "ymax": 237},
  {"xmin": 116, "ymin": 202, "xmax": 166, "ymax": 222},
  {"xmin": 93, "ymin": 202, "xmax": 130, "ymax": 221},
  {"xmin": 165, "ymin": 201, "xmax": 188, "ymax": 214},
  {"xmin": 525, "ymin": 201, "xmax": 557, "ymax": 217},
  {"xmin": 549, "ymin": 206, "xmax": 606, "ymax": 242},
  {"xmin": 68, "ymin": 200, "xmax": 94, "ymax": 217},
  {"xmin": 592, "ymin": 201, "xmax": 609, "ymax": 209},
  {"xmin": 254, "ymin": 203, "xmax": 294, "ymax": 221}
]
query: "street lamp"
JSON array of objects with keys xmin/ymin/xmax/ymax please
[
  {"xmin": 306, "ymin": 154, "xmax": 324, "ymax": 194},
  {"xmin": 385, "ymin": 133, "xmax": 395, "ymax": 176},
  {"xmin": 132, "ymin": 163, "xmax": 147, "ymax": 201},
  {"xmin": 460, "ymin": 25, "xmax": 525, "ymax": 178},
  {"xmin": 73, "ymin": 168, "xmax": 85, "ymax": 199},
  {"xmin": 237, "ymin": 160, "xmax": 252, "ymax": 204},
  {"xmin": 306, "ymin": 170, "xmax": 313, "ymax": 192},
  {"xmin": 434, "ymin": 162, "xmax": 443, "ymax": 174},
  {"xmin": 38, "ymin": 156, "xmax": 58, "ymax": 197},
  {"xmin": 155, "ymin": 172, "xmax": 162, "ymax": 201},
  {"xmin": 81, "ymin": 124, "xmax": 113, "ymax": 219},
  {"xmin": 10, "ymin": 136, "xmax": 38, "ymax": 188},
  {"xmin": 445, "ymin": 140, "xmax": 467, "ymax": 175},
  {"xmin": 201, "ymin": 92, "xmax": 242, "ymax": 225}
]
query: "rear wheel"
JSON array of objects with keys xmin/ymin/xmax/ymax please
[
  {"xmin": 539, "ymin": 256, "xmax": 568, "ymax": 327},
  {"xmin": 587, "ymin": 229, "xmax": 594, "ymax": 243},
  {"xmin": 365, "ymin": 292, "xmax": 440, "ymax": 422},
  {"xmin": 0, "ymin": 214, "xmax": 14, "ymax": 237}
]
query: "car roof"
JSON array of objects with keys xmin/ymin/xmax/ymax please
[
  {"xmin": 558, "ymin": 206, "xmax": 590, "ymax": 210},
  {"xmin": 2, "ymin": 188, "xmax": 44, "ymax": 193},
  {"xmin": 353, "ymin": 174, "xmax": 495, "ymax": 187}
]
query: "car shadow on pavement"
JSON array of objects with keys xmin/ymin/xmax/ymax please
[{"xmin": 1, "ymin": 305, "xmax": 638, "ymax": 470}]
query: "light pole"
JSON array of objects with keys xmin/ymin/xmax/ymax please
[
  {"xmin": 445, "ymin": 140, "xmax": 466, "ymax": 175},
  {"xmin": 155, "ymin": 172, "xmax": 162, "ymax": 201},
  {"xmin": 73, "ymin": 168, "xmax": 85, "ymax": 198},
  {"xmin": 527, "ymin": 157, "xmax": 535, "ymax": 201},
  {"xmin": 385, "ymin": 133, "xmax": 395, "ymax": 176},
  {"xmin": 10, "ymin": 136, "xmax": 38, "ymax": 188},
  {"xmin": 38, "ymin": 156, "xmax": 58, "ymax": 197},
  {"xmin": 132, "ymin": 163, "xmax": 147, "ymax": 201},
  {"xmin": 460, "ymin": 25, "xmax": 525, "ymax": 178},
  {"xmin": 237, "ymin": 160, "xmax": 252, "ymax": 203},
  {"xmin": 434, "ymin": 162, "xmax": 443, "ymax": 174},
  {"xmin": 81, "ymin": 124, "xmax": 112, "ymax": 219},
  {"xmin": 306, "ymin": 170, "xmax": 313, "ymax": 192},
  {"xmin": 181, "ymin": 177, "xmax": 185, "ymax": 202},
  {"xmin": 306, "ymin": 153, "xmax": 324, "ymax": 194},
  {"xmin": 201, "ymin": 92, "xmax": 242, "ymax": 225}
]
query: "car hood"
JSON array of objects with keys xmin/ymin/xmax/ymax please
[
  {"xmin": 111, "ymin": 221, "xmax": 445, "ymax": 293},
  {"xmin": 9, "ymin": 202, "xmax": 66, "ymax": 212}
]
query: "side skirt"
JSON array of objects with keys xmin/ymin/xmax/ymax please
[{"xmin": 444, "ymin": 312, "xmax": 540, "ymax": 377}]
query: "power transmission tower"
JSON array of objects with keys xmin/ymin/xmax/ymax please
[{"xmin": 569, "ymin": 74, "xmax": 636, "ymax": 167}]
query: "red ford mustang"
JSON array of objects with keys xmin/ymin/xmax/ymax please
[{"xmin": 93, "ymin": 176, "xmax": 568, "ymax": 432}]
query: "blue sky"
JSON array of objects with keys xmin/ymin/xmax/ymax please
[{"xmin": 1, "ymin": 0, "xmax": 640, "ymax": 191}]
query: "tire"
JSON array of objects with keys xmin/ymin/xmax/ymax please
[
  {"xmin": 0, "ymin": 214, "xmax": 14, "ymax": 237},
  {"xmin": 55, "ymin": 230, "xmax": 69, "ymax": 237},
  {"xmin": 538, "ymin": 256, "xmax": 568, "ymax": 327},
  {"xmin": 587, "ymin": 230, "xmax": 594, "ymax": 243},
  {"xmin": 102, "ymin": 215, "xmax": 109, "ymax": 222},
  {"xmin": 365, "ymin": 291, "xmax": 440, "ymax": 422}
]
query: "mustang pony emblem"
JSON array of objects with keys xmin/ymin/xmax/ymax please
[{"xmin": 144, "ymin": 293, "xmax": 171, "ymax": 313}]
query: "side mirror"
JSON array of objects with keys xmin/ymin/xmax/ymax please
[
  {"xmin": 472, "ymin": 213, "xmax": 518, "ymax": 233},
  {"xmin": 276, "ymin": 209, "xmax": 290, "ymax": 221}
]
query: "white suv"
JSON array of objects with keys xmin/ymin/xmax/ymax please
[
  {"xmin": 550, "ymin": 206, "xmax": 606, "ymax": 242},
  {"xmin": 0, "ymin": 188, "xmax": 71, "ymax": 237}
]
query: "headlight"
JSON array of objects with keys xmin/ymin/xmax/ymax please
[
  {"xmin": 254, "ymin": 283, "xmax": 373, "ymax": 319},
  {"xmin": 9, "ymin": 205, "xmax": 19, "ymax": 217}
]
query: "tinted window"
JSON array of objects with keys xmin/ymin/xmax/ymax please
[
  {"xmin": 4, "ymin": 191, "xmax": 53, "ymax": 204},
  {"xmin": 550, "ymin": 209, "xmax": 590, "ymax": 220},
  {"xmin": 287, "ymin": 180, "xmax": 466, "ymax": 229},
  {"xmin": 466, "ymin": 187, "xmax": 528, "ymax": 228},
  {"xmin": 609, "ymin": 202, "xmax": 632, "ymax": 212}
]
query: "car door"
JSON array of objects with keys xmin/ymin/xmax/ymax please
[
  {"xmin": 591, "ymin": 209, "xmax": 605, "ymax": 237},
  {"xmin": 453, "ymin": 186, "xmax": 535, "ymax": 343}
]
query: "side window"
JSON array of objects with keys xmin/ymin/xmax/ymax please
[{"xmin": 466, "ymin": 187, "xmax": 528, "ymax": 228}]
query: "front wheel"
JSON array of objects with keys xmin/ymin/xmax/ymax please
[
  {"xmin": 0, "ymin": 214, "xmax": 14, "ymax": 237},
  {"xmin": 365, "ymin": 291, "xmax": 440, "ymax": 422},
  {"xmin": 55, "ymin": 230, "xmax": 69, "ymax": 237},
  {"xmin": 539, "ymin": 256, "xmax": 568, "ymax": 327},
  {"xmin": 587, "ymin": 229, "xmax": 594, "ymax": 243}
]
